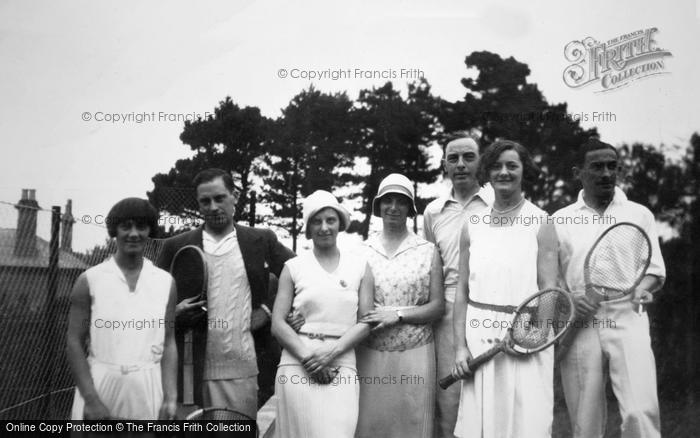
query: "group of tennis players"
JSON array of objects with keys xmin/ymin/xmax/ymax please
[{"xmin": 66, "ymin": 132, "xmax": 665, "ymax": 438}]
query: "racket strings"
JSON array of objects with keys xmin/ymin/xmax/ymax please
[
  {"xmin": 187, "ymin": 408, "xmax": 253, "ymax": 421},
  {"xmin": 586, "ymin": 227, "xmax": 651, "ymax": 298},
  {"xmin": 511, "ymin": 290, "xmax": 573, "ymax": 350},
  {"xmin": 171, "ymin": 247, "xmax": 207, "ymax": 301}
]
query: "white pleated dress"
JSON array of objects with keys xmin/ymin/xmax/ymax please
[
  {"xmin": 71, "ymin": 257, "xmax": 172, "ymax": 420},
  {"xmin": 274, "ymin": 250, "xmax": 366, "ymax": 438},
  {"xmin": 455, "ymin": 202, "xmax": 554, "ymax": 438}
]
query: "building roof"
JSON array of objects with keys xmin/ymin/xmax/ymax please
[{"xmin": 0, "ymin": 228, "xmax": 89, "ymax": 269}]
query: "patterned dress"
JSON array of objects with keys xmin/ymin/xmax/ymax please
[{"xmin": 356, "ymin": 233, "xmax": 436, "ymax": 438}]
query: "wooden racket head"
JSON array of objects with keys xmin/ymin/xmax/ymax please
[
  {"xmin": 170, "ymin": 245, "xmax": 208, "ymax": 304},
  {"xmin": 185, "ymin": 407, "xmax": 255, "ymax": 421},
  {"xmin": 584, "ymin": 222, "xmax": 652, "ymax": 302},
  {"xmin": 439, "ymin": 287, "xmax": 575, "ymax": 389},
  {"xmin": 509, "ymin": 287, "xmax": 575, "ymax": 355}
]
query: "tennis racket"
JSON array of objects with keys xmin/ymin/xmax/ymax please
[
  {"xmin": 439, "ymin": 287, "xmax": 575, "ymax": 389},
  {"xmin": 170, "ymin": 245, "xmax": 208, "ymax": 405},
  {"xmin": 556, "ymin": 222, "xmax": 652, "ymax": 361},
  {"xmin": 186, "ymin": 406, "xmax": 255, "ymax": 421}
]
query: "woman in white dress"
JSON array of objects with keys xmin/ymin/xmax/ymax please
[
  {"xmin": 356, "ymin": 173, "xmax": 444, "ymax": 438},
  {"xmin": 66, "ymin": 198, "xmax": 177, "ymax": 420},
  {"xmin": 271, "ymin": 190, "xmax": 374, "ymax": 438},
  {"xmin": 452, "ymin": 140, "xmax": 559, "ymax": 438}
]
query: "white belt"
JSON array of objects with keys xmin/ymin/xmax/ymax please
[{"xmin": 89, "ymin": 357, "xmax": 160, "ymax": 375}]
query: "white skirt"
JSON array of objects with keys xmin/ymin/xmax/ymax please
[
  {"xmin": 274, "ymin": 364, "xmax": 359, "ymax": 438},
  {"xmin": 455, "ymin": 305, "xmax": 553, "ymax": 438},
  {"xmin": 71, "ymin": 359, "xmax": 162, "ymax": 420}
]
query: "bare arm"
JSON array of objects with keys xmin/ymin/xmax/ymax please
[
  {"xmin": 633, "ymin": 275, "xmax": 664, "ymax": 307},
  {"xmin": 254, "ymin": 231, "xmax": 296, "ymax": 329},
  {"xmin": 359, "ymin": 249, "xmax": 445, "ymax": 328},
  {"xmin": 630, "ymin": 210, "xmax": 666, "ymax": 307},
  {"xmin": 65, "ymin": 273, "xmax": 110, "ymax": 419},
  {"xmin": 333, "ymin": 263, "xmax": 375, "ymax": 354},
  {"xmin": 453, "ymin": 221, "xmax": 473, "ymax": 378},
  {"xmin": 398, "ymin": 249, "xmax": 445, "ymax": 323},
  {"xmin": 158, "ymin": 280, "xmax": 178, "ymax": 420},
  {"xmin": 270, "ymin": 266, "xmax": 312, "ymax": 362},
  {"xmin": 301, "ymin": 264, "xmax": 375, "ymax": 375}
]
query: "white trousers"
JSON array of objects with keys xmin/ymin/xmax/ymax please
[{"xmin": 560, "ymin": 297, "xmax": 660, "ymax": 438}]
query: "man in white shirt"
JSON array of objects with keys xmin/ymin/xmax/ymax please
[
  {"xmin": 423, "ymin": 132, "xmax": 494, "ymax": 438},
  {"xmin": 554, "ymin": 139, "xmax": 665, "ymax": 438},
  {"xmin": 157, "ymin": 168, "xmax": 294, "ymax": 419}
]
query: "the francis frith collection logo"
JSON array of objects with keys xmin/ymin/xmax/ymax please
[{"xmin": 563, "ymin": 27, "xmax": 672, "ymax": 92}]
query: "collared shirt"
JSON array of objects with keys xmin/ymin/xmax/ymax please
[
  {"xmin": 553, "ymin": 187, "xmax": 666, "ymax": 296},
  {"xmin": 202, "ymin": 228, "xmax": 239, "ymax": 255},
  {"xmin": 423, "ymin": 184, "xmax": 495, "ymax": 302}
]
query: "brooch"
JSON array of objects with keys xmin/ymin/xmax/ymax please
[{"xmin": 339, "ymin": 279, "xmax": 347, "ymax": 288}]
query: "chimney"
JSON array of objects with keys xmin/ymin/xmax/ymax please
[
  {"xmin": 61, "ymin": 199, "xmax": 75, "ymax": 252},
  {"xmin": 15, "ymin": 189, "xmax": 40, "ymax": 257}
]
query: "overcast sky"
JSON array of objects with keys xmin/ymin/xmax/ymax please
[{"xmin": 1, "ymin": 0, "xmax": 698, "ymax": 250}]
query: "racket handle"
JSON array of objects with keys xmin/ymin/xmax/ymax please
[
  {"xmin": 439, "ymin": 372, "xmax": 460, "ymax": 389},
  {"xmin": 467, "ymin": 342, "xmax": 505, "ymax": 371},
  {"xmin": 439, "ymin": 343, "xmax": 505, "ymax": 390}
]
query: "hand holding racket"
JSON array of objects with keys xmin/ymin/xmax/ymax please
[
  {"xmin": 556, "ymin": 222, "xmax": 652, "ymax": 361},
  {"xmin": 158, "ymin": 399, "xmax": 178, "ymax": 420},
  {"xmin": 169, "ymin": 245, "xmax": 208, "ymax": 406},
  {"xmin": 171, "ymin": 245, "xmax": 208, "ymax": 325},
  {"xmin": 440, "ymin": 287, "xmax": 575, "ymax": 389}
]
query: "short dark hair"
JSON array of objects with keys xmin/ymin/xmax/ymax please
[
  {"xmin": 193, "ymin": 168, "xmax": 236, "ymax": 192},
  {"xmin": 478, "ymin": 139, "xmax": 540, "ymax": 189},
  {"xmin": 442, "ymin": 130, "xmax": 481, "ymax": 154},
  {"xmin": 106, "ymin": 198, "xmax": 159, "ymax": 238},
  {"xmin": 576, "ymin": 138, "xmax": 618, "ymax": 167}
]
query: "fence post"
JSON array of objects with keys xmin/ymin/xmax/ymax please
[{"xmin": 42, "ymin": 206, "xmax": 61, "ymax": 414}]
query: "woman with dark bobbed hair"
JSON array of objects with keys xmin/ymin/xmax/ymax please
[
  {"xmin": 451, "ymin": 140, "xmax": 558, "ymax": 437},
  {"xmin": 66, "ymin": 198, "xmax": 178, "ymax": 420}
]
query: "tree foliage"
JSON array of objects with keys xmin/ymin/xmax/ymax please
[
  {"xmin": 355, "ymin": 80, "xmax": 441, "ymax": 237},
  {"xmin": 261, "ymin": 87, "xmax": 357, "ymax": 250},
  {"xmin": 146, "ymin": 50, "xmax": 699, "ymax": 429},
  {"xmin": 439, "ymin": 51, "xmax": 598, "ymax": 212},
  {"xmin": 149, "ymin": 97, "xmax": 269, "ymax": 222}
]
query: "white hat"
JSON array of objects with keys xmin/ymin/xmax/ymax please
[
  {"xmin": 372, "ymin": 173, "xmax": 417, "ymax": 217},
  {"xmin": 302, "ymin": 190, "xmax": 351, "ymax": 238}
]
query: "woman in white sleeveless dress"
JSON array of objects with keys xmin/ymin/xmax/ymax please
[
  {"xmin": 66, "ymin": 198, "xmax": 177, "ymax": 420},
  {"xmin": 271, "ymin": 190, "xmax": 375, "ymax": 438},
  {"xmin": 452, "ymin": 141, "xmax": 559, "ymax": 438}
]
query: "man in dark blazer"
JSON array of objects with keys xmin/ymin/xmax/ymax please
[{"xmin": 156, "ymin": 168, "xmax": 294, "ymax": 419}]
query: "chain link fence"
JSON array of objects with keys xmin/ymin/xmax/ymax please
[{"xmin": 0, "ymin": 191, "xmax": 178, "ymax": 420}]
